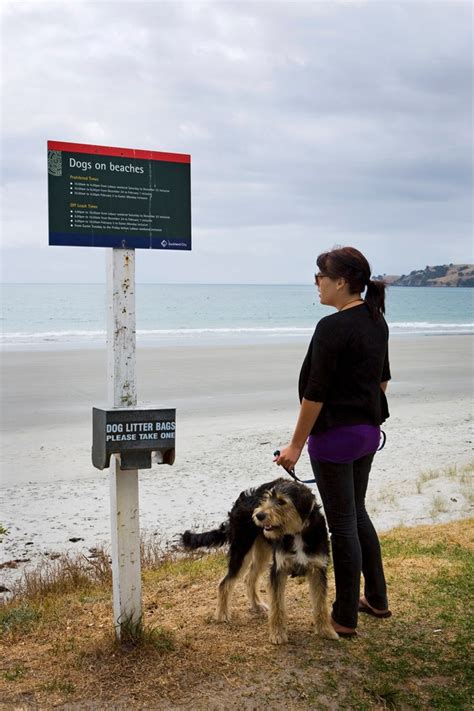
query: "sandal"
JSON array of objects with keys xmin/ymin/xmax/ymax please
[
  {"xmin": 331, "ymin": 615, "xmax": 358, "ymax": 638},
  {"xmin": 359, "ymin": 601, "xmax": 392, "ymax": 618}
]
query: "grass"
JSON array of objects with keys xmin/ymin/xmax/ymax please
[
  {"xmin": 3, "ymin": 664, "xmax": 25, "ymax": 682},
  {"xmin": 0, "ymin": 519, "xmax": 473, "ymax": 709},
  {"xmin": 7, "ymin": 548, "xmax": 112, "ymax": 601},
  {"xmin": 41, "ymin": 678, "xmax": 76, "ymax": 695},
  {"xmin": 0, "ymin": 605, "xmax": 41, "ymax": 634},
  {"xmin": 380, "ymin": 491, "xmax": 397, "ymax": 506},
  {"xmin": 415, "ymin": 460, "xmax": 473, "ymax": 495},
  {"xmin": 430, "ymin": 494, "xmax": 450, "ymax": 518},
  {"xmin": 118, "ymin": 614, "xmax": 176, "ymax": 652},
  {"xmin": 7, "ymin": 535, "xmax": 179, "ymax": 602}
]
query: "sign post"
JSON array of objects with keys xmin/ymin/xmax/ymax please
[
  {"xmin": 107, "ymin": 248, "xmax": 141, "ymax": 634},
  {"xmin": 48, "ymin": 140, "xmax": 190, "ymax": 639}
]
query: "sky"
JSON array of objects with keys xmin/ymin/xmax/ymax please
[{"xmin": 1, "ymin": 0, "xmax": 472, "ymax": 284}]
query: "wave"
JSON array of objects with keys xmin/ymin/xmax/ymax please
[
  {"xmin": 0, "ymin": 326, "xmax": 313, "ymax": 347},
  {"xmin": 389, "ymin": 321, "xmax": 474, "ymax": 330},
  {"xmin": 1, "ymin": 322, "xmax": 473, "ymax": 347},
  {"xmin": 0, "ymin": 321, "xmax": 474, "ymax": 345},
  {"xmin": 1, "ymin": 330, "xmax": 107, "ymax": 344}
]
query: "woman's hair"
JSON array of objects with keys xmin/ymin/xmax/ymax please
[{"xmin": 316, "ymin": 246, "xmax": 386, "ymax": 318}]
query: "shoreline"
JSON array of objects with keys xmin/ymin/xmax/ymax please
[
  {"xmin": 1, "ymin": 335, "xmax": 473, "ymax": 589},
  {"xmin": 1, "ymin": 329, "xmax": 473, "ymax": 353}
]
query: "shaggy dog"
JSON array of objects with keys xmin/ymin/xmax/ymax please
[{"xmin": 181, "ymin": 477, "xmax": 338, "ymax": 644}]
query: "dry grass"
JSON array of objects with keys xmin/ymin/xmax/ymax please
[
  {"xmin": 415, "ymin": 460, "xmax": 473, "ymax": 495},
  {"xmin": 7, "ymin": 549, "xmax": 112, "ymax": 601},
  {"xmin": 6, "ymin": 535, "xmax": 184, "ymax": 602},
  {"xmin": 430, "ymin": 495, "xmax": 449, "ymax": 518},
  {"xmin": 1, "ymin": 519, "xmax": 473, "ymax": 710}
]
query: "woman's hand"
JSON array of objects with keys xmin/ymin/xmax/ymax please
[
  {"xmin": 275, "ymin": 400, "xmax": 322, "ymax": 472},
  {"xmin": 275, "ymin": 444, "xmax": 303, "ymax": 471}
]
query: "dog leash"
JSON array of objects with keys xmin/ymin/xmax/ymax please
[
  {"xmin": 273, "ymin": 450, "xmax": 315, "ymax": 484},
  {"xmin": 378, "ymin": 430, "xmax": 387, "ymax": 450},
  {"xmin": 274, "ymin": 431, "xmax": 387, "ymax": 485}
]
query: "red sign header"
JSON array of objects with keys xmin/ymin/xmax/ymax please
[{"xmin": 47, "ymin": 140, "xmax": 190, "ymax": 164}]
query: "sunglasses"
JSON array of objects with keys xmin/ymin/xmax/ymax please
[{"xmin": 314, "ymin": 272, "xmax": 329, "ymax": 285}]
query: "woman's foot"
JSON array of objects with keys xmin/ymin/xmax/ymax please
[
  {"xmin": 359, "ymin": 596, "xmax": 392, "ymax": 618},
  {"xmin": 331, "ymin": 616, "xmax": 357, "ymax": 638}
]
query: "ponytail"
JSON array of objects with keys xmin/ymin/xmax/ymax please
[
  {"xmin": 316, "ymin": 246, "xmax": 387, "ymax": 319},
  {"xmin": 365, "ymin": 279, "xmax": 386, "ymax": 319}
]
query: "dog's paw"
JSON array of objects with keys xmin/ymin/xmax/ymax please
[
  {"xmin": 215, "ymin": 611, "xmax": 231, "ymax": 623},
  {"xmin": 269, "ymin": 629, "xmax": 288, "ymax": 645},
  {"xmin": 319, "ymin": 626, "xmax": 340, "ymax": 641},
  {"xmin": 251, "ymin": 601, "xmax": 269, "ymax": 616}
]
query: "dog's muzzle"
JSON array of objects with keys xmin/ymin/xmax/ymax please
[{"xmin": 253, "ymin": 511, "xmax": 280, "ymax": 533}]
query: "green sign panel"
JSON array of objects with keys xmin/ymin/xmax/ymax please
[{"xmin": 48, "ymin": 141, "xmax": 191, "ymax": 249}]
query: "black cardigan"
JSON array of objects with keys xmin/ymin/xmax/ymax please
[{"xmin": 298, "ymin": 303, "xmax": 391, "ymax": 435}]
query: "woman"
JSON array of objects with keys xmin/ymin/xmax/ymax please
[{"xmin": 276, "ymin": 246, "xmax": 392, "ymax": 638}]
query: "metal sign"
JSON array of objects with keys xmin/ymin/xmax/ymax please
[
  {"xmin": 47, "ymin": 141, "xmax": 191, "ymax": 250},
  {"xmin": 92, "ymin": 407, "xmax": 176, "ymax": 470}
]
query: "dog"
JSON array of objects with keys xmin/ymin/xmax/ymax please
[{"xmin": 181, "ymin": 477, "xmax": 338, "ymax": 644}]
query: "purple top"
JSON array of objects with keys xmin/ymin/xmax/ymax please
[{"xmin": 307, "ymin": 424, "xmax": 381, "ymax": 464}]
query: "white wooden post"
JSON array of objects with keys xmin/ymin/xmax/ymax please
[{"xmin": 107, "ymin": 248, "xmax": 141, "ymax": 637}]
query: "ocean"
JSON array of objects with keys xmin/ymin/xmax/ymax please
[{"xmin": 1, "ymin": 283, "xmax": 473, "ymax": 349}]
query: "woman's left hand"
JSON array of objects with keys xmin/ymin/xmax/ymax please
[{"xmin": 275, "ymin": 444, "xmax": 303, "ymax": 471}]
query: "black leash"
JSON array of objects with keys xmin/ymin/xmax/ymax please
[
  {"xmin": 273, "ymin": 430, "xmax": 387, "ymax": 485},
  {"xmin": 273, "ymin": 450, "xmax": 315, "ymax": 484},
  {"xmin": 378, "ymin": 430, "xmax": 387, "ymax": 451}
]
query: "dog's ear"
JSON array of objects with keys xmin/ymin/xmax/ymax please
[{"xmin": 295, "ymin": 486, "xmax": 315, "ymax": 521}]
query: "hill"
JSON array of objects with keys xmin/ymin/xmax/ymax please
[{"xmin": 374, "ymin": 263, "xmax": 474, "ymax": 287}]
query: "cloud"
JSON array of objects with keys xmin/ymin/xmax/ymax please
[{"xmin": 1, "ymin": 0, "xmax": 472, "ymax": 282}]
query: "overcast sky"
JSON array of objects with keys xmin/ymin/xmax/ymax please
[{"xmin": 1, "ymin": 0, "xmax": 472, "ymax": 283}]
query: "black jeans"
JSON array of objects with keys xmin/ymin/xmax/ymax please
[{"xmin": 310, "ymin": 453, "xmax": 388, "ymax": 629}]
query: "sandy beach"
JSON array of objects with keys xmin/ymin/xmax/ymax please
[{"xmin": 1, "ymin": 335, "xmax": 473, "ymax": 590}]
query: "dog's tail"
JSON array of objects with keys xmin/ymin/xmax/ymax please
[{"xmin": 181, "ymin": 522, "xmax": 229, "ymax": 549}]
